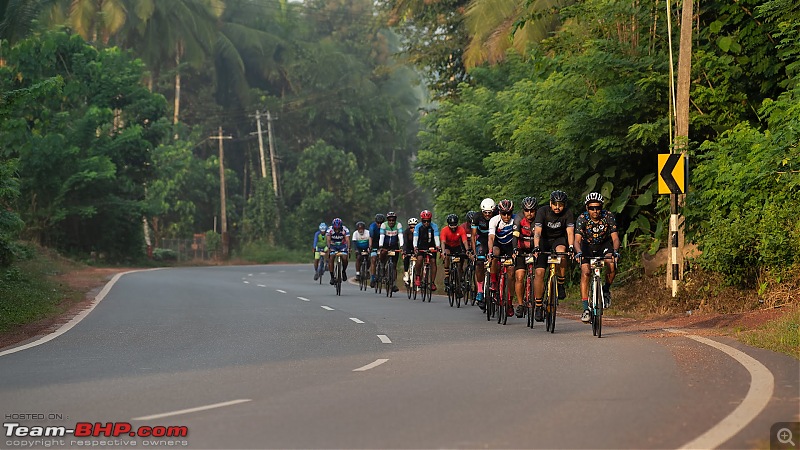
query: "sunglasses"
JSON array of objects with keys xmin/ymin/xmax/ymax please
[
  {"xmin": 500, "ymin": 212, "xmax": 512, "ymax": 216},
  {"xmin": 551, "ymin": 202, "xmax": 565, "ymax": 208},
  {"xmin": 523, "ymin": 208, "xmax": 535, "ymax": 212},
  {"xmin": 422, "ymin": 220, "xmax": 431, "ymax": 223},
  {"xmin": 587, "ymin": 205, "xmax": 602, "ymax": 211}
]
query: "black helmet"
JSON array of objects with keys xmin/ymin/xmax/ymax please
[
  {"xmin": 497, "ymin": 199, "xmax": 513, "ymax": 213},
  {"xmin": 465, "ymin": 211, "xmax": 478, "ymax": 222},
  {"xmin": 550, "ymin": 190, "xmax": 568, "ymax": 203},
  {"xmin": 446, "ymin": 214, "xmax": 459, "ymax": 225},
  {"xmin": 356, "ymin": 221, "xmax": 366, "ymax": 228},
  {"xmin": 386, "ymin": 211, "xmax": 397, "ymax": 219},
  {"xmin": 375, "ymin": 213, "xmax": 386, "ymax": 223},
  {"xmin": 522, "ymin": 196, "xmax": 537, "ymax": 210}
]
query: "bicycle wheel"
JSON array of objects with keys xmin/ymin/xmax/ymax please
[
  {"xmin": 544, "ymin": 273, "xmax": 553, "ymax": 332},
  {"xmin": 591, "ymin": 278, "xmax": 598, "ymax": 336},
  {"xmin": 548, "ymin": 273, "xmax": 557, "ymax": 333},
  {"xmin": 424, "ymin": 264, "xmax": 432, "ymax": 302},
  {"xmin": 500, "ymin": 271, "xmax": 510, "ymax": 325},
  {"xmin": 453, "ymin": 265, "xmax": 462, "ymax": 308},
  {"xmin": 318, "ymin": 257, "xmax": 325, "ymax": 284},
  {"xmin": 463, "ymin": 263, "xmax": 473, "ymax": 306},
  {"xmin": 387, "ymin": 259, "xmax": 395, "ymax": 298},
  {"xmin": 335, "ymin": 258, "xmax": 342, "ymax": 296},
  {"xmin": 595, "ymin": 277, "xmax": 603, "ymax": 338},
  {"xmin": 376, "ymin": 262, "xmax": 383, "ymax": 294},
  {"xmin": 526, "ymin": 269, "xmax": 534, "ymax": 328},
  {"xmin": 447, "ymin": 267, "xmax": 455, "ymax": 307},
  {"xmin": 406, "ymin": 261, "xmax": 414, "ymax": 299}
]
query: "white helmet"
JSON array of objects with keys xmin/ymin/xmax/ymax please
[
  {"xmin": 480, "ymin": 198, "xmax": 496, "ymax": 213},
  {"xmin": 408, "ymin": 217, "xmax": 419, "ymax": 226},
  {"xmin": 585, "ymin": 192, "xmax": 604, "ymax": 205}
]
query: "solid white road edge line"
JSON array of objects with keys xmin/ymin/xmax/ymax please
[
  {"xmin": 350, "ymin": 318, "xmax": 365, "ymax": 324},
  {"xmin": 132, "ymin": 399, "xmax": 252, "ymax": 421},
  {"xmin": 298, "ymin": 297, "xmax": 310, "ymax": 302},
  {"xmin": 321, "ymin": 306, "xmax": 335, "ymax": 310},
  {"xmin": 0, "ymin": 269, "xmax": 162, "ymax": 357},
  {"xmin": 353, "ymin": 359, "xmax": 389, "ymax": 372},
  {"xmin": 276, "ymin": 289, "xmax": 287, "ymax": 293},
  {"xmin": 378, "ymin": 335, "xmax": 392, "ymax": 344},
  {"xmin": 669, "ymin": 331, "xmax": 775, "ymax": 450}
]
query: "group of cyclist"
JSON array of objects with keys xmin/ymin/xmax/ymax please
[{"xmin": 312, "ymin": 191, "xmax": 620, "ymax": 324}]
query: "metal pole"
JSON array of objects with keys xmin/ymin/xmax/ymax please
[
  {"xmin": 670, "ymin": 194, "xmax": 679, "ymax": 297},
  {"xmin": 210, "ymin": 127, "xmax": 232, "ymax": 259}
]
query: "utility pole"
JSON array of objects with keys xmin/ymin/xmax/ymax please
[
  {"xmin": 251, "ymin": 110, "xmax": 268, "ymax": 179},
  {"xmin": 210, "ymin": 127, "xmax": 232, "ymax": 259},
  {"xmin": 266, "ymin": 110, "xmax": 280, "ymax": 198}
]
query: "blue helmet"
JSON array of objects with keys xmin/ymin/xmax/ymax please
[
  {"xmin": 332, "ymin": 218, "xmax": 343, "ymax": 229},
  {"xmin": 319, "ymin": 222, "xmax": 327, "ymax": 232}
]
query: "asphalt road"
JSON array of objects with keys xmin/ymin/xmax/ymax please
[{"xmin": 1, "ymin": 264, "xmax": 797, "ymax": 449}]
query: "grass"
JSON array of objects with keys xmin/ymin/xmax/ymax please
[
  {"xmin": 0, "ymin": 247, "xmax": 84, "ymax": 332},
  {"xmin": 736, "ymin": 306, "xmax": 800, "ymax": 359},
  {"xmin": 238, "ymin": 241, "xmax": 308, "ymax": 264}
]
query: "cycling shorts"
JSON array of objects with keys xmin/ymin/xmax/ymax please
[
  {"xmin": 329, "ymin": 243, "xmax": 348, "ymax": 254},
  {"xmin": 514, "ymin": 249, "xmax": 535, "ymax": 271},
  {"xmin": 582, "ymin": 238, "xmax": 614, "ymax": 261},
  {"xmin": 535, "ymin": 236, "xmax": 568, "ymax": 269}
]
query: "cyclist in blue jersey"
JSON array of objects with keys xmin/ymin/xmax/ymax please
[
  {"xmin": 369, "ymin": 214, "xmax": 386, "ymax": 288},
  {"xmin": 488, "ymin": 199, "xmax": 518, "ymax": 317},
  {"xmin": 413, "ymin": 210, "xmax": 440, "ymax": 291},
  {"xmin": 351, "ymin": 221, "xmax": 371, "ymax": 279},
  {"xmin": 312, "ymin": 222, "xmax": 328, "ymax": 280},
  {"xmin": 326, "ymin": 218, "xmax": 351, "ymax": 285},
  {"xmin": 378, "ymin": 211, "xmax": 404, "ymax": 292}
]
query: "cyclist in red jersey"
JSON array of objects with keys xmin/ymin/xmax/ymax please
[
  {"xmin": 511, "ymin": 197, "xmax": 538, "ymax": 317},
  {"xmin": 459, "ymin": 211, "xmax": 476, "ymax": 254},
  {"xmin": 440, "ymin": 213, "xmax": 469, "ymax": 292}
]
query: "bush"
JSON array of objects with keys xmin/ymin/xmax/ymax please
[{"xmin": 152, "ymin": 248, "xmax": 178, "ymax": 261}]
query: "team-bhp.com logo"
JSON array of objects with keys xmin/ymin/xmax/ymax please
[{"xmin": 4, "ymin": 422, "xmax": 188, "ymax": 438}]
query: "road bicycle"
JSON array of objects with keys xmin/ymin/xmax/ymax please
[
  {"xmin": 541, "ymin": 251, "xmax": 571, "ymax": 333},
  {"xmin": 316, "ymin": 250, "xmax": 328, "ymax": 284},
  {"xmin": 417, "ymin": 250, "xmax": 435, "ymax": 302},
  {"xmin": 446, "ymin": 253, "xmax": 465, "ymax": 308},
  {"xmin": 494, "ymin": 254, "xmax": 515, "ymax": 325},
  {"xmin": 586, "ymin": 255, "xmax": 614, "ymax": 338},
  {"xmin": 384, "ymin": 250, "xmax": 398, "ymax": 298},
  {"xmin": 406, "ymin": 255, "xmax": 417, "ymax": 300},
  {"xmin": 481, "ymin": 256, "xmax": 496, "ymax": 322},
  {"xmin": 358, "ymin": 250, "xmax": 369, "ymax": 291},
  {"xmin": 462, "ymin": 255, "xmax": 476, "ymax": 306},
  {"xmin": 331, "ymin": 251, "xmax": 348, "ymax": 296},
  {"xmin": 374, "ymin": 252, "xmax": 386, "ymax": 295},
  {"xmin": 521, "ymin": 252, "xmax": 536, "ymax": 329}
]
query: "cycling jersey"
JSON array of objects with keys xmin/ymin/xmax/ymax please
[
  {"xmin": 352, "ymin": 229, "xmax": 370, "ymax": 251},
  {"xmin": 379, "ymin": 223, "xmax": 404, "ymax": 249},
  {"xmin": 327, "ymin": 225, "xmax": 350, "ymax": 251},
  {"xmin": 440, "ymin": 225, "xmax": 467, "ymax": 250},
  {"xmin": 312, "ymin": 230, "xmax": 327, "ymax": 250},
  {"xmin": 471, "ymin": 215, "xmax": 492, "ymax": 244},
  {"xmin": 534, "ymin": 206, "xmax": 575, "ymax": 239},
  {"xmin": 489, "ymin": 214, "xmax": 515, "ymax": 246},
  {"xmin": 368, "ymin": 222, "xmax": 382, "ymax": 249},
  {"xmin": 575, "ymin": 210, "xmax": 617, "ymax": 245},
  {"xmin": 403, "ymin": 228, "xmax": 415, "ymax": 254},
  {"xmin": 512, "ymin": 215, "xmax": 535, "ymax": 250},
  {"xmin": 414, "ymin": 222, "xmax": 440, "ymax": 249},
  {"xmin": 459, "ymin": 222, "xmax": 472, "ymax": 243}
]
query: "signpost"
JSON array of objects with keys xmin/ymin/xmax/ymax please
[{"xmin": 658, "ymin": 154, "xmax": 688, "ymax": 297}]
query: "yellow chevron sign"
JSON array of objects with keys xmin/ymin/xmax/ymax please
[{"xmin": 658, "ymin": 154, "xmax": 687, "ymax": 194}]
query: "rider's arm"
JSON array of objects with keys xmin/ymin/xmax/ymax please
[
  {"xmin": 432, "ymin": 223, "xmax": 440, "ymax": 249},
  {"xmin": 313, "ymin": 231, "xmax": 321, "ymax": 250},
  {"xmin": 511, "ymin": 216, "xmax": 521, "ymax": 250},
  {"xmin": 398, "ymin": 226, "xmax": 404, "ymax": 249},
  {"xmin": 413, "ymin": 223, "xmax": 419, "ymax": 249},
  {"xmin": 378, "ymin": 224, "xmax": 386, "ymax": 248}
]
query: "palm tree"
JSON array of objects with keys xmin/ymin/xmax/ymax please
[{"xmin": 463, "ymin": 0, "xmax": 569, "ymax": 67}]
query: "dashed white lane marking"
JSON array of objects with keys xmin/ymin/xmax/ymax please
[
  {"xmin": 298, "ymin": 297, "xmax": 310, "ymax": 302},
  {"xmin": 243, "ymin": 281, "xmax": 250, "ymax": 284},
  {"xmin": 132, "ymin": 399, "xmax": 252, "ymax": 421},
  {"xmin": 669, "ymin": 331, "xmax": 775, "ymax": 450},
  {"xmin": 279, "ymin": 270, "xmax": 286, "ymax": 273},
  {"xmin": 276, "ymin": 289, "xmax": 287, "ymax": 293},
  {"xmin": 353, "ymin": 359, "xmax": 389, "ymax": 372},
  {"xmin": 257, "ymin": 284, "xmax": 266, "ymax": 287},
  {"xmin": 248, "ymin": 273, "xmax": 253, "ymax": 277},
  {"xmin": 377, "ymin": 335, "xmax": 392, "ymax": 344},
  {"xmin": 321, "ymin": 306, "xmax": 335, "ymax": 310},
  {"xmin": 260, "ymin": 272, "xmax": 266, "ymax": 275},
  {"xmin": 350, "ymin": 318, "xmax": 365, "ymax": 324}
]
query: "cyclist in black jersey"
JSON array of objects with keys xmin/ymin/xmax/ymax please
[
  {"xmin": 471, "ymin": 198, "xmax": 495, "ymax": 309},
  {"xmin": 574, "ymin": 192, "xmax": 620, "ymax": 323},
  {"xmin": 531, "ymin": 190, "xmax": 575, "ymax": 321}
]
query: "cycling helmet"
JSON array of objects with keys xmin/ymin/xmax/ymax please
[
  {"xmin": 521, "ymin": 196, "xmax": 537, "ymax": 210},
  {"xmin": 498, "ymin": 199, "xmax": 513, "ymax": 213},
  {"xmin": 585, "ymin": 192, "xmax": 604, "ymax": 205},
  {"xmin": 465, "ymin": 211, "xmax": 478, "ymax": 222},
  {"xmin": 386, "ymin": 211, "xmax": 397, "ymax": 219},
  {"xmin": 332, "ymin": 218, "xmax": 343, "ymax": 228},
  {"xmin": 375, "ymin": 213, "xmax": 386, "ymax": 223},
  {"xmin": 408, "ymin": 217, "xmax": 419, "ymax": 226},
  {"xmin": 550, "ymin": 190, "xmax": 568, "ymax": 203},
  {"xmin": 355, "ymin": 221, "xmax": 366, "ymax": 228},
  {"xmin": 480, "ymin": 198, "xmax": 496, "ymax": 212},
  {"xmin": 420, "ymin": 210, "xmax": 433, "ymax": 220},
  {"xmin": 446, "ymin": 214, "xmax": 459, "ymax": 226},
  {"xmin": 318, "ymin": 222, "xmax": 327, "ymax": 232}
]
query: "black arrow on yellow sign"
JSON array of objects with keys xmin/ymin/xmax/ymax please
[{"xmin": 658, "ymin": 154, "xmax": 687, "ymax": 194}]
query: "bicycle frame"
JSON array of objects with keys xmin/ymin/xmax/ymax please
[
  {"xmin": 541, "ymin": 251, "xmax": 571, "ymax": 333},
  {"xmin": 332, "ymin": 251, "xmax": 347, "ymax": 296},
  {"xmin": 524, "ymin": 253, "xmax": 536, "ymax": 328},
  {"xmin": 496, "ymin": 254, "xmax": 515, "ymax": 325},
  {"xmin": 418, "ymin": 250, "xmax": 435, "ymax": 302},
  {"xmin": 385, "ymin": 250, "xmax": 397, "ymax": 297},
  {"xmin": 446, "ymin": 253, "xmax": 465, "ymax": 308},
  {"xmin": 588, "ymin": 256, "xmax": 609, "ymax": 338}
]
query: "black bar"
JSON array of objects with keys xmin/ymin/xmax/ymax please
[
  {"xmin": 672, "ymin": 264, "xmax": 680, "ymax": 281},
  {"xmin": 671, "ymin": 231, "xmax": 679, "ymax": 247}
]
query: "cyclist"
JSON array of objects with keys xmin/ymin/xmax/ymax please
[
  {"xmin": 351, "ymin": 221, "xmax": 370, "ymax": 279},
  {"xmin": 312, "ymin": 222, "xmax": 328, "ymax": 280},
  {"xmin": 574, "ymin": 192, "xmax": 620, "ymax": 323},
  {"xmin": 472, "ymin": 198, "xmax": 495, "ymax": 309},
  {"xmin": 378, "ymin": 211, "xmax": 404, "ymax": 292},
  {"xmin": 402, "ymin": 217, "xmax": 418, "ymax": 285},
  {"xmin": 488, "ymin": 199, "xmax": 517, "ymax": 317},
  {"xmin": 326, "ymin": 218, "xmax": 351, "ymax": 285},
  {"xmin": 440, "ymin": 213, "xmax": 469, "ymax": 293},
  {"xmin": 460, "ymin": 211, "xmax": 477, "ymax": 254},
  {"xmin": 532, "ymin": 190, "xmax": 575, "ymax": 322},
  {"xmin": 512, "ymin": 197, "xmax": 538, "ymax": 317},
  {"xmin": 369, "ymin": 213, "xmax": 386, "ymax": 288},
  {"xmin": 413, "ymin": 210, "xmax": 440, "ymax": 291}
]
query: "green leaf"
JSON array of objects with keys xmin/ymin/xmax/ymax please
[
  {"xmin": 639, "ymin": 173, "xmax": 656, "ymax": 188},
  {"xmin": 600, "ymin": 181, "xmax": 614, "ymax": 199},
  {"xmin": 717, "ymin": 36, "xmax": 733, "ymax": 52},
  {"xmin": 710, "ymin": 20, "xmax": 723, "ymax": 34},
  {"xmin": 603, "ymin": 166, "xmax": 616, "ymax": 178},
  {"xmin": 636, "ymin": 189, "xmax": 653, "ymax": 206},
  {"xmin": 608, "ymin": 185, "xmax": 633, "ymax": 213},
  {"xmin": 585, "ymin": 173, "xmax": 600, "ymax": 191}
]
